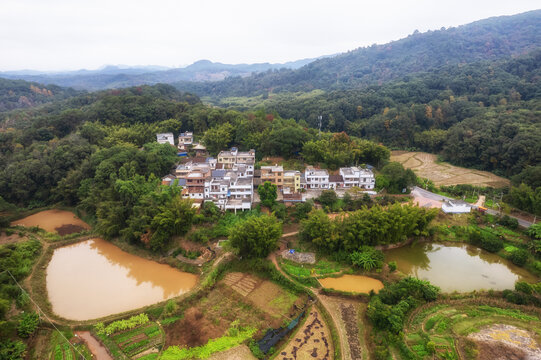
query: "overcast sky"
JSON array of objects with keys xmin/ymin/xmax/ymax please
[{"xmin": 1, "ymin": 0, "xmax": 539, "ymax": 71}]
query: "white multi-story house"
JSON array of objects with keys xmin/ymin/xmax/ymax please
[
  {"xmin": 203, "ymin": 169, "xmax": 253, "ymax": 211},
  {"xmin": 304, "ymin": 166, "xmax": 329, "ymax": 189},
  {"xmin": 229, "ymin": 177, "xmax": 253, "ymax": 200},
  {"xmin": 178, "ymin": 131, "xmax": 193, "ymax": 150},
  {"xmin": 339, "ymin": 167, "xmax": 375, "ymax": 189},
  {"xmin": 156, "ymin": 133, "xmax": 174, "ymax": 145}
]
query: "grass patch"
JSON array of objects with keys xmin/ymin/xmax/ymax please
[{"xmin": 161, "ymin": 325, "xmax": 257, "ymax": 359}]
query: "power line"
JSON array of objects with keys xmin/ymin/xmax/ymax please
[{"xmin": 3, "ymin": 270, "xmax": 87, "ymax": 360}]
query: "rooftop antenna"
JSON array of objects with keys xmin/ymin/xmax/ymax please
[{"xmin": 318, "ymin": 115, "xmax": 322, "ymax": 138}]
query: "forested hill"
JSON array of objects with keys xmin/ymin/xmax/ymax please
[
  {"xmin": 209, "ymin": 50, "xmax": 541, "ymax": 181},
  {"xmin": 173, "ymin": 10, "xmax": 541, "ymax": 97},
  {"xmin": 0, "ymin": 78, "xmax": 80, "ymax": 112}
]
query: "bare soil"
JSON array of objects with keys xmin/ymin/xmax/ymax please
[
  {"xmin": 391, "ymin": 151, "xmax": 510, "ymax": 187},
  {"xmin": 164, "ymin": 307, "xmax": 225, "ymax": 348},
  {"xmin": 469, "ymin": 324, "xmax": 541, "ymax": 360},
  {"xmin": 55, "ymin": 224, "xmax": 87, "ymax": 235},
  {"xmin": 11, "ymin": 209, "xmax": 90, "ymax": 233},
  {"xmin": 165, "ymin": 284, "xmax": 283, "ymax": 349},
  {"xmin": 223, "ymin": 272, "xmax": 303, "ymax": 320},
  {"xmin": 0, "ymin": 231, "xmax": 24, "ymax": 245},
  {"xmin": 476, "ymin": 341, "xmax": 528, "ymax": 360}
]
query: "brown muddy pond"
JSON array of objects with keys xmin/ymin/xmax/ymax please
[
  {"xmin": 385, "ymin": 243, "xmax": 538, "ymax": 293},
  {"xmin": 46, "ymin": 238, "xmax": 198, "ymax": 320},
  {"xmin": 319, "ymin": 274, "xmax": 384, "ymax": 294},
  {"xmin": 11, "ymin": 209, "xmax": 90, "ymax": 235}
]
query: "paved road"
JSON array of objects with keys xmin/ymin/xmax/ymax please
[{"xmin": 412, "ymin": 186, "xmax": 533, "ymax": 228}]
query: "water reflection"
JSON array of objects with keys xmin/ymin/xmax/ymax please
[
  {"xmin": 384, "ymin": 243, "xmax": 537, "ymax": 293},
  {"xmin": 46, "ymin": 238, "xmax": 198, "ymax": 320}
]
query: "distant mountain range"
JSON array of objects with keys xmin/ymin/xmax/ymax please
[{"xmin": 0, "ymin": 57, "xmax": 326, "ymax": 91}]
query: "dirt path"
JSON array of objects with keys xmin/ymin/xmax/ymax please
[
  {"xmin": 282, "ymin": 231, "xmax": 299, "ymax": 238},
  {"xmin": 208, "ymin": 344, "xmax": 256, "ymax": 360},
  {"xmin": 75, "ymin": 331, "xmax": 113, "ymax": 360},
  {"xmin": 475, "ymin": 195, "xmax": 486, "ymax": 208},
  {"xmin": 23, "ymin": 237, "xmax": 50, "ymax": 299}
]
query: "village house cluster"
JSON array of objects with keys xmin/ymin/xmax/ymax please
[{"xmin": 158, "ymin": 132, "xmax": 375, "ymax": 211}]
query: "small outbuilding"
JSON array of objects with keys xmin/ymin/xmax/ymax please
[{"xmin": 441, "ymin": 200, "xmax": 472, "ymax": 214}]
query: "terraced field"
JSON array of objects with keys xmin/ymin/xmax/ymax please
[
  {"xmin": 404, "ymin": 300, "xmax": 541, "ymax": 359},
  {"xmin": 391, "ymin": 151, "xmax": 510, "ymax": 187}
]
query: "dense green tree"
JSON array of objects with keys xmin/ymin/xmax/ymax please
[
  {"xmin": 367, "ymin": 278, "xmax": 439, "ymax": 334},
  {"xmin": 293, "ymin": 201, "xmax": 314, "ymax": 221},
  {"xmin": 202, "ymin": 122, "xmax": 234, "ymax": 156},
  {"xmin": 229, "ymin": 214, "xmax": 282, "ymax": 258},
  {"xmin": 300, "ymin": 209, "xmax": 339, "ymax": 250},
  {"xmin": 257, "ymin": 181, "xmax": 277, "ymax": 208},
  {"xmin": 150, "ymin": 197, "xmax": 196, "ymax": 251},
  {"xmin": 301, "ymin": 204, "xmax": 437, "ymax": 252},
  {"xmin": 380, "ymin": 162, "xmax": 416, "ymax": 194}
]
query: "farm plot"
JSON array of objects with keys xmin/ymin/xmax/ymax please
[
  {"xmin": 44, "ymin": 330, "xmax": 93, "ymax": 360},
  {"xmin": 164, "ymin": 284, "xmax": 285, "ymax": 350},
  {"xmin": 279, "ymin": 259, "xmax": 343, "ymax": 278},
  {"xmin": 223, "ymin": 272, "xmax": 305, "ymax": 319},
  {"xmin": 404, "ymin": 301, "xmax": 541, "ymax": 359},
  {"xmin": 279, "ymin": 307, "xmax": 333, "ymax": 360},
  {"xmin": 109, "ymin": 322, "xmax": 163, "ymax": 358},
  {"xmin": 391, "ymin": 151, "xmax": 510, "ymax": 188}
]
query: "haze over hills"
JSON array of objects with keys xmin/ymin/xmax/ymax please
[
  {"xmin": 1, "ymin": 10, "xmax": 539, "ymax": 97},
  {"xmin": 173, "ymin": 10, "xmax": 541, "ymax": 98},
  {"xmin": 0, "ymin": 57, "xmax": 324, "ymax": 91}
]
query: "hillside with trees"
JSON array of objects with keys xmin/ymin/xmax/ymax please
[
  {"xmin": 174, "ymin": 10, "xmax": 541, "ymax": 97},
  {"xmin": 0, "ymin": 78, "xmax": 79, "ymax": 112}
]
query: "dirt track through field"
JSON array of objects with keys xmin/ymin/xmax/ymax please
[{"xmin": 391, "ymin": 151, "xmax": 510, "ymax": 187}]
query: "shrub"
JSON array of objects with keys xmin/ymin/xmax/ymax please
[
  {"xmin": 271, "ymin": 202, "xmax": 287, "ymax": 220},
  {"xmin": 388, "ymin": 261, "xmax": 397, "ymax": 272},
  {"xmin": 293, "ymin": 201, "xmax": 313, "ymax": 221},
  {"xmin": 0, "ymin": 340, "xmax": 26, "ymax": 360},
  {"xmin": 189, "ymin": 228, "xmax": 210, "ymax": 243},
  {"xmin": 350, "ymin": 247, "xmax": 384, "ymax": 271},
  {"xmin": 165, "ymin": 299, "xmax": 178, "ymax": 315},
  {"xmin": 477, "ymin": 234, "xmax": 503, "ymax": 253},
  {"xmin": 509, "ymin": 248, "xmax": 529, "ymax": 266},
  {"xmin": 17, "ymin": 312, "xmax": 39, "ymax": 338},
  {"xmin": 95, "ymin": 313, "xmax": 149, "ymax": 335},
  {"xmin": 498, "ymin": 215, "xmax": 519, "ymax": 229},
  {"xmin": 515, "ymin": 281, "xmax": 533, "ymax": 294}
]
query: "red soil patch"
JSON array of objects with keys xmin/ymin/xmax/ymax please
[
  {"xmin": 55, "ymin": 224, "xmax": 87, "ymax": 236},
  {"xmin": 476, "ymin": 341, "xmax": 527, "ymax": 360},
  {"xmin": 164, "ymin": 307, "xmax": 225, "ymax": 348}
]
